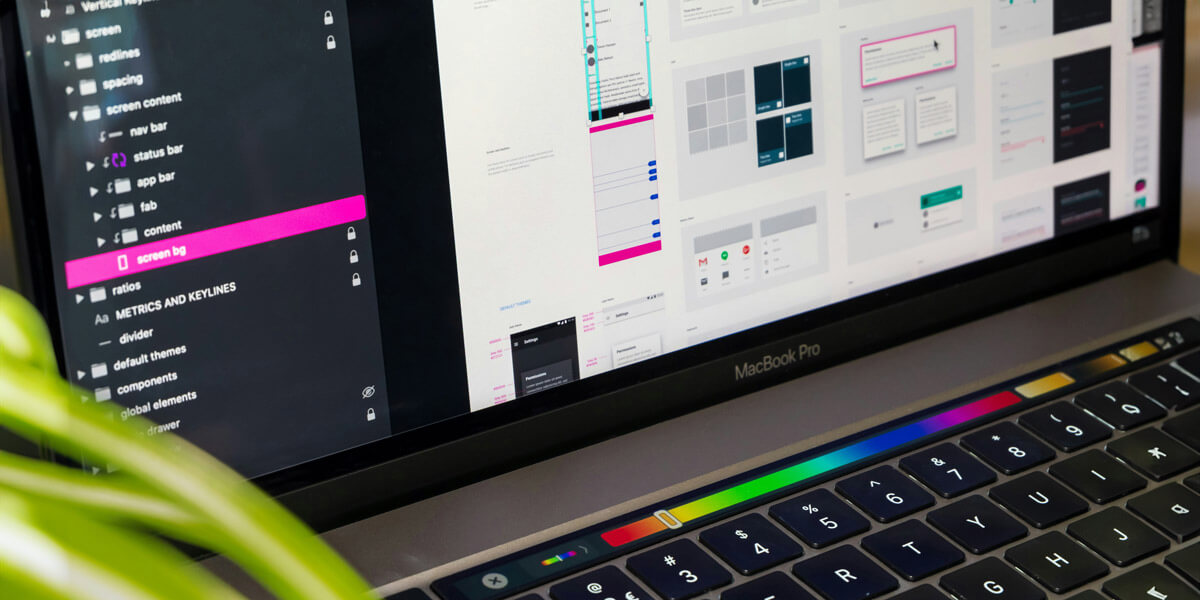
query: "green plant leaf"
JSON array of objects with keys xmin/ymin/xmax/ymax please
[
  {"xmin": 0, "ymin": 491, "xmax": 246, "ymax": 600},
  {"xmin": 0, "ymin": 287, "xmax": 378, "ymax": 599}
]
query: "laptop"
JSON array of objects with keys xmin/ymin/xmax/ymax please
[{"xmin": 3, "ymin": 0, "xmax": 1200, "ymax": 598}]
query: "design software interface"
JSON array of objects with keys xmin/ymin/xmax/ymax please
[
  {"xmin": 13, "ymin": 0, "xmax": 1165, "ymax": 477},
  {"xmin": 435, "ymin": 0, "xmax": 1161, "ymax": 408}
]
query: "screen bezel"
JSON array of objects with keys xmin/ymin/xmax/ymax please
[{"xmin": 0, "ymin": 0, "xmax": 1185, "ymax": 532}]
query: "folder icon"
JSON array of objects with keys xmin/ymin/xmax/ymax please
[
  {"xmin": 117, "ymin": 203, "xmax": 135, "ymax": 219},
  {"xmin": 114, "ymin": 178, "xmax": 131, "ymax": 194},
  {"xmin": 90, "ymin": 363, "xmax": 108, "ymax": 379},
  {"xmin": 75, "ymin": 53, "xmax": 93, "ymax": 70},
  {"xmin": 79, "ymin": 79, "xmax": 97, "ymax": 96},
  {"xmin": 89, "ymin": 286, "xmax": 107, "ymax": 303},
  {"xmin": 82, "ymin": 105, "xmax": 101, "ymax": 122},
  {"xmin": 95, "ymin": 387, "xmax": 112, "ymax": 402},
  {"xmin": 61, "ymin": 28, "xmax": 80, "ymax": 45},
  {"xmin": 120, "ymin": 228, "xmax": 139, "ymax": 244}
]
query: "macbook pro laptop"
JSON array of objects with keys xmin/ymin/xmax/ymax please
[{"xmin": 4, "ymin": 1, "xmax": 1200, "ymax": 599}]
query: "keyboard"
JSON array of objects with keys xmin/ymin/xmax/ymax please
[{"xmin": 426, "ymin": 319, "xmax": 1200, "ymax": 600}]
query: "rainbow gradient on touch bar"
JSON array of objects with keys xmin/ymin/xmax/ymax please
[{"xmin": 600, "ymin": 391, "xmax": 1022, "ymax": 547}]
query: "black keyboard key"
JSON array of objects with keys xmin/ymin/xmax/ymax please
[
  {"xmin": 1067, "ymin": 507, "xmax": 1170, "ymax": 566},
  {"xmin": 990, "ymin": 471, "xmax": 1088, "ymax": 528},
  {"xmin": 1167, "ymin": 543, "xmax": 1200, "ymax": 588},
  {"xmin": 861, "ymin": 520, "xmax": 963, "ymax": 581},
  {"xmin": 770, "ymin": 489, "xmax": 871, "ymax": 549},
  {"xmin": 1020, "ymin": 401, "xmax": 1112, "ymax": 452},
  {"xmin": 1075, "ymin": 382, "xmax": 1166, "ymax": 430},
  {"xmin": 1003, "ymin": 531, "xmax": 1109, "ymax": 593},
  {"xmin": 700, "ymin": 514, "xmax": 803, "ymax": 575},
  {"xmin": 1189, "ymin": 474, "xmax": 1200, "ymax": 493},
  {"xmin": 1102, "ymin": 563, "xmax": 1200, "ymax": 600},
  {"xmin": 1127, "ymin": 483, "xmax": 1200, "ymax": 542},
  {"xmin": 961, "ymin": 422, "xmax": 1054, "ymax": 475},
  {"xmin": 1107, "ymin": 428, "xmax": 1200, "ymax": 481},
  {"xmin": 627, "ymin": 539, "xmax": 732, "ymax": 600},
  {"xmin": 835, "ymin": 466, "xmax": 934, "ymax": 523},
  {"xmin": 1178, "ymin": 352, "xmax": 1200, "ymax": 379},
  {"xmin": 927, "ymin": 495, "xmax": 1028, "ymax": 554},
  {"xmin": 900, "ymin": 444, "xmax": 996, "ymax": 498},
  {"xmin": 939, "ymin": 557, "xmax": 1045, "ymax": 600},
  {"xmin": 1049, "ymin": 449, "xmax": 1147, "ymax": 503},
  {"xmin": 720, "ymin": 572, "xmax": 815, "ymax": 600},
  {"xmin": 551, "ymin": 567, "xmax": 651, "ymax": 600},
  {"xmin": 892, "ymin": 585, "xmax": 948, "ymax": 600},
  {"xmin": 1164, "ymin": 410, "xmax": 1200, "ymax": 451},
  {"xmin": 513, "ymin": 596, "xmax": 542, "ymax": 600},
  {"xmin": 1130, "ymin": 365, "xmax": 1200, "ymax": 409},
  {"xmin": 792, "ymin": 546, "xmax": 898, "ymax": 600},
  {"xmin": 1066, "ymin": 592, "xmax": 1106, "ymax": 600}
]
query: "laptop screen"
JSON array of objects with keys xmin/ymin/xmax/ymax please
[{"xmin": 4, "ymin": 1, "xmax": 1172, "ymax": 481}]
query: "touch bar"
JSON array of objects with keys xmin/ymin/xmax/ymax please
[{"xmin": 600, "ymin": 391, "xmax": 1021, "ymax": 547}]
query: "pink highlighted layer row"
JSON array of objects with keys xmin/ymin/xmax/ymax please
[
  {"xmin": 599, "ymin": 240, "xmax": 661, "ymax": 267},
  {"xmin": 65, "ymin": 195, "xmax": 366, "ymax": 289}
]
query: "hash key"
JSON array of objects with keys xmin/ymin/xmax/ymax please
[
  {"xmin": 1127, "ymin": 483, "xmax": 1200, "ymax": 542},
  {"xmin": 961, "ymin": 422, "xmax": 1054, "ymax": 475},
  {"xmin": 627, "ymin": 539, "xmax": 732, "ymax": 600},
  {"xmin": 899, "ymin": 443, "xmax": 996, "ymax": 498},
  {"xmin": 1067, "ymin": 507, "xmax": 1169, "ymax": 567},
  {"xmin": 1003, "ymin": 531, "xmax": 1108, "ymax": 593},
  {"xmin": 989, "ymin": 471, "xmax": 1088, "ymax": 529},
  {"xmin": 926, "ymin": 495, "xmax": 1028, "ymax": 554},
  {"xmin": 1107, "ymin": 427, "xmax": 1200, "ymax": 481},
  {"xmin": 720, "ymin": 572, "xmax": 815, "ymax": 600},
  {"xmin": 1019, "ymin": 401, "xmax": 1111, "ymax": 452},
  {"xmin": 939, "ymin": 557, "xmax": 1045, "ymax": 600},
  {"xmin": 1129, "ymin": 365, "xmax": 1200, "ymax": 409},
  {"xmin": 835, "ymin": 466, "xmax": 934, "ymax": 523},
  {"xmin": 792, "ymin": 545, "xmax": 898, "ymax": 600},
  {"xmin": 700, "ymin": 513, "xmax": 803, "ymax": 575},
  {"xmin": 770, "ymin": 489, "xmax": 870, "ymax": 549},
  {"xmin": 1048, "ymin": 449, "xmax": 1146, "ymax": 503},
  {"xmin": 1075, "ymin": 382, "xmax": 1165, "ymax": 431}
]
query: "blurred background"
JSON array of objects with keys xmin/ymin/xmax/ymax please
[{"xmin": 1, "ymin": 8, "xmax": 1200, "ymax": 286}]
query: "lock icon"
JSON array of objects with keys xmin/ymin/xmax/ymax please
[
  {"xmin": 347, "ymin": 226, "xmax": 357, "ymax": 241},
  {"xmin": 326, "ymin": 35, "xmax": 337, "ymax": 50},
  {"xmin": 349, "ymin": 250, "xmax": 359, "ymax": 264},
  {"xmin": 366, "ymin": 408, "xmax": 376, "ymax": 422},
  {"xmin": 352, "ymin": 273, "xmax": 362, "ymax": 287},
  {"xmin": 324, "ymin": 10, "xmax": 334, "ymax": 25}
]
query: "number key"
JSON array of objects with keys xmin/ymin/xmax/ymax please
[
  {"xmin": 699, "ymin": 513, "xmax": 803, "ymax": 575},
  {"xmin": 1129, "ymin": 365, "xmax": 1200, "ymax": 410},
  {"xmin": 1019, "ymin": 401, "xmax": 1111, "ymax": 452},
  {"xmin": 1075, "ymin": 382, "xmax": 1166, "ymax": 430},
  {"xmin": 961, "ymin": 422, "xmax": 1054, "ymax": 475},
  {"xmin": 836, "ymin": 466, "xmax": 935, "ymax": 523},
  {"xmin": 900, "ymin": 443, "xmax": 996, "ymax": 498},
  {"xmin": 627, "ymin": 539, "xmax": 732, "ymax": 600},
  {"xmin": 550, "ymin": 567, "xmax": 650, "ymax": 600},
  {"xmin": 770, "ymin": 488, "xmax": 870, "ymax": 548}
]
